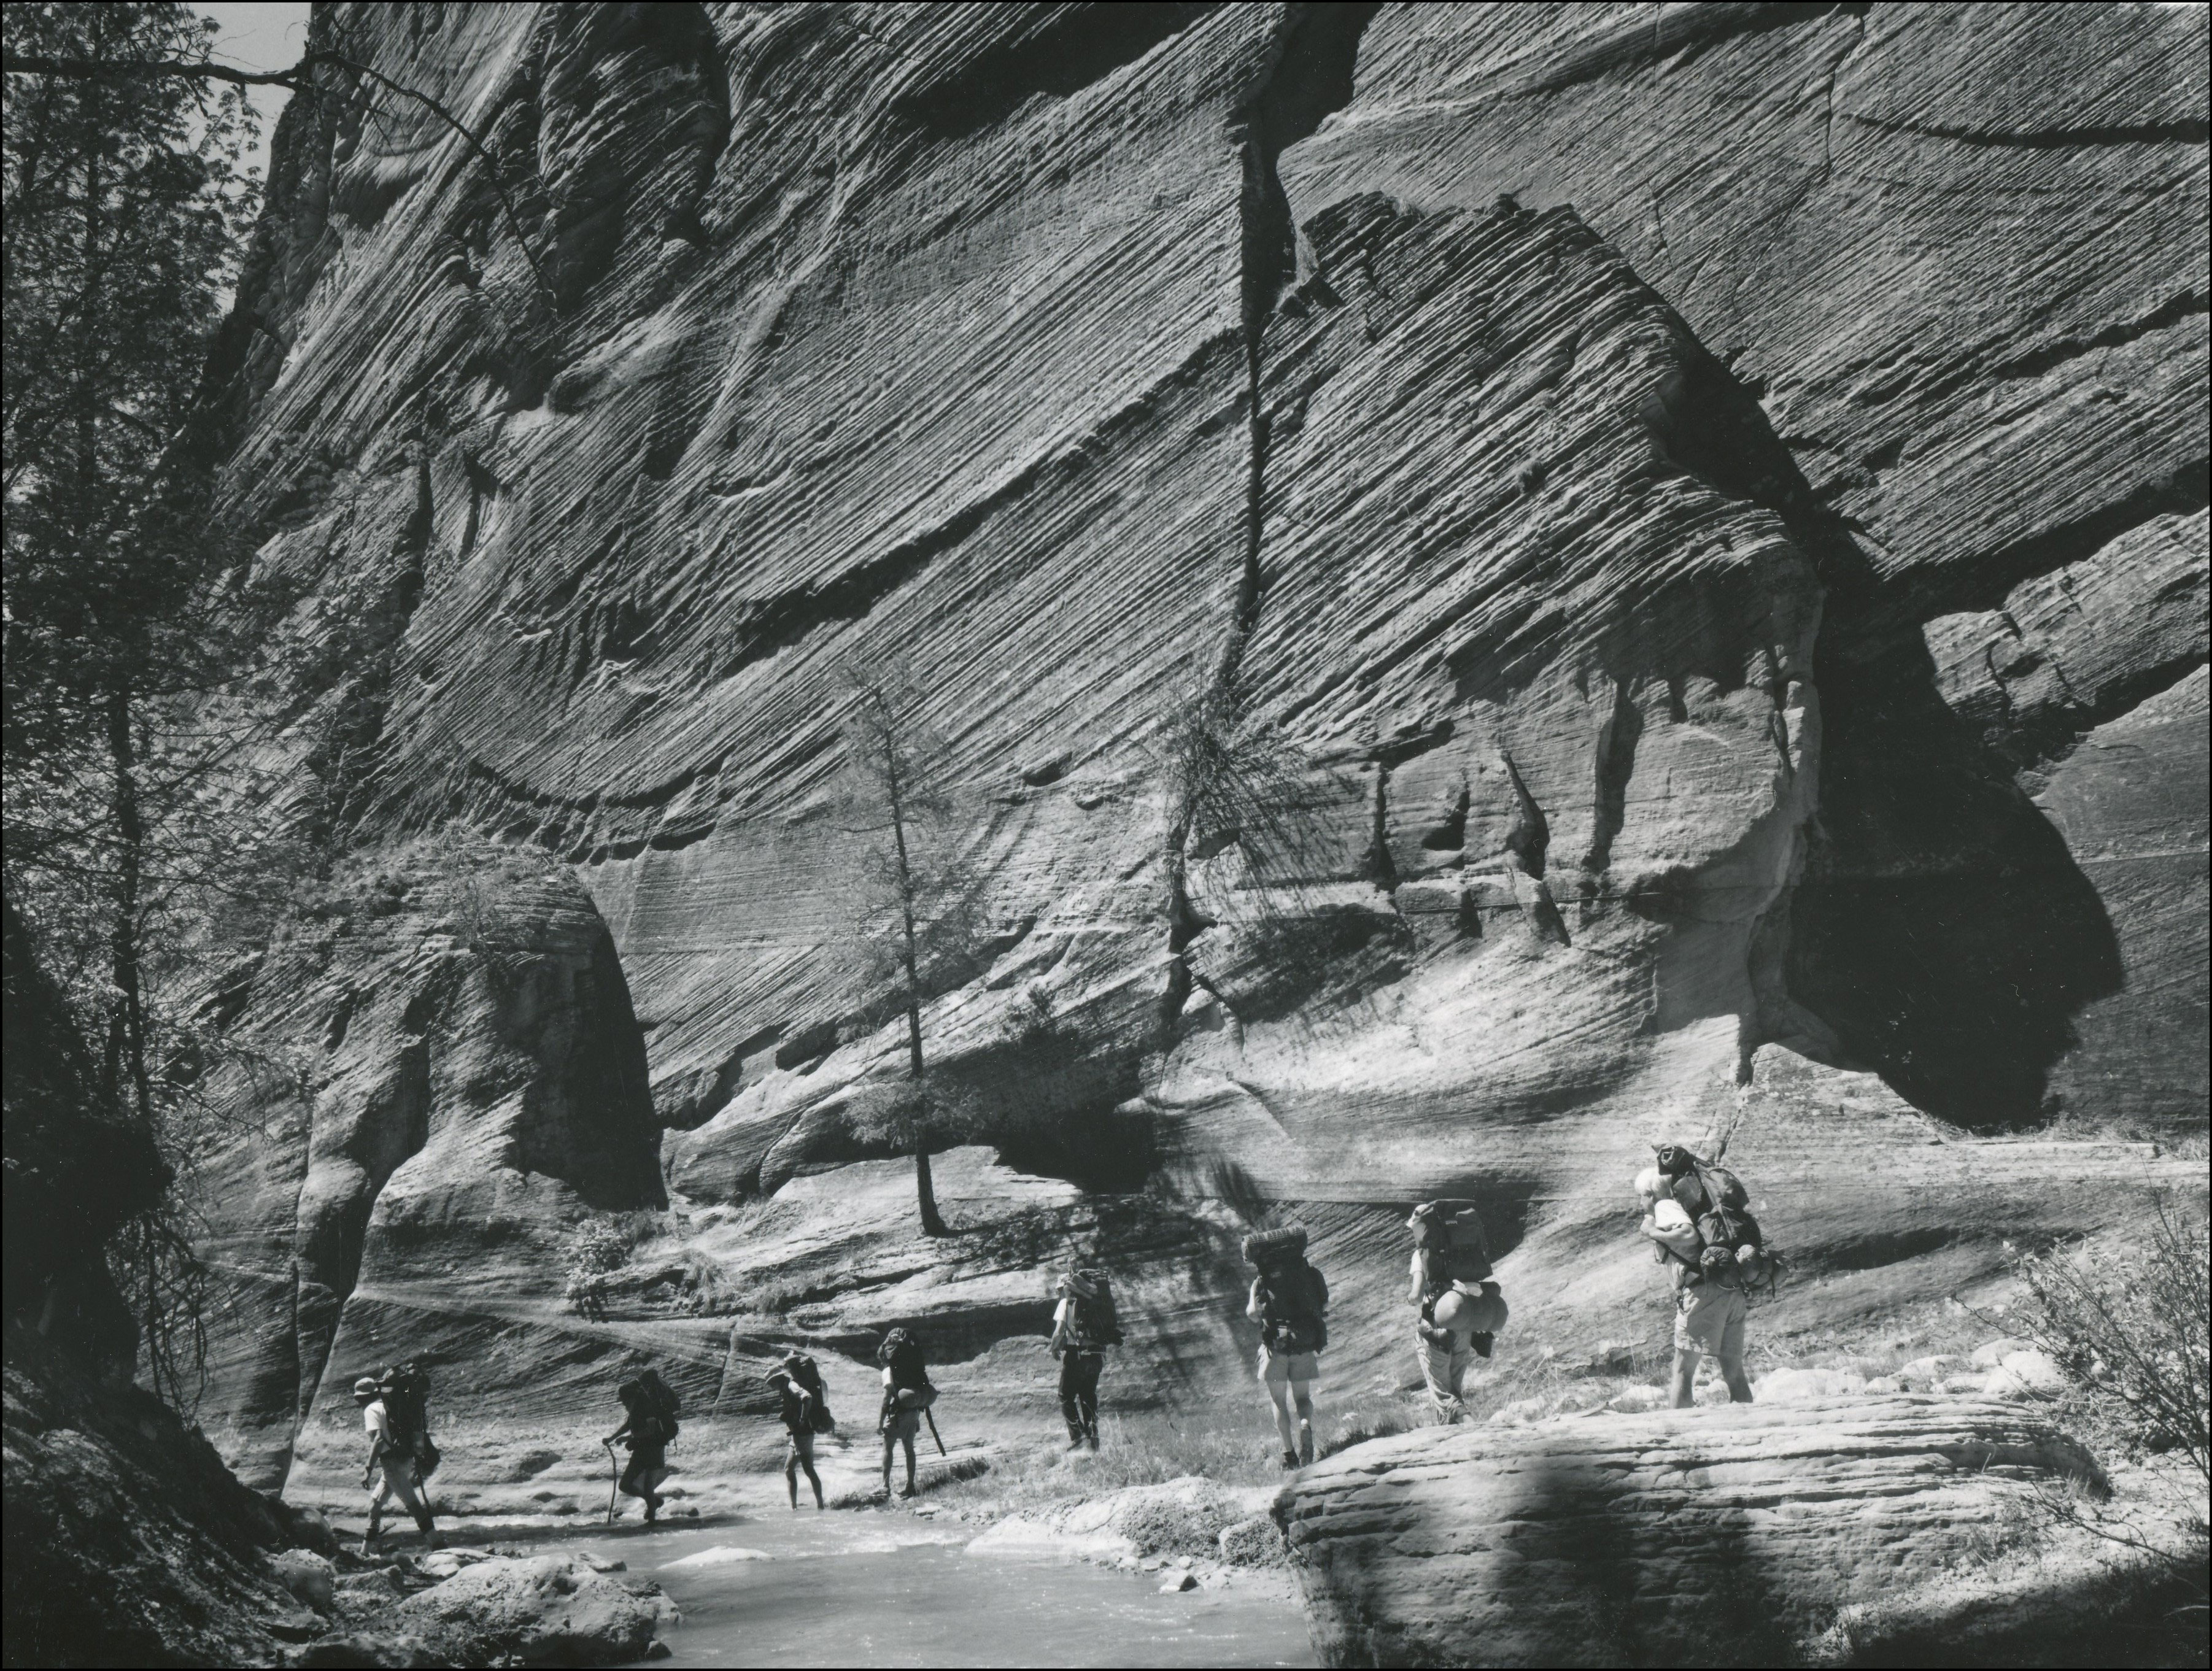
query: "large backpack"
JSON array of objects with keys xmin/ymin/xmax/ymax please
[
  {"xmin": 1070, "ymin": 1270, "xmax": 1123, "ymax": 1349},
  {"xmin": 773, "ymin": 1354, "xmax": 835, "ymax": 1434},
  {"xmin": 1688, "ymin": 1165, "xmax": 1781, "ymax": 1296},
  {"xmin": 878, "ymin": 1329, "xmax": 932, "ymax": 1392},
  {"xmin": 1409, "ymin": 1199, "xmax": 1493, "ymax": 1295},
  {"xmin": 379, "ymin": 1360, "xmax": 439, "ymax": 1479},
  {"xmin": 1258, "ymin": 1259, "xmax": 1329, "ymax": 1356},
  {"xmin": 1691, "ymin": 1160, "xmax": 1749, "ymax": 1213},
  {"xmin": 379, "ymin": 1361, "xmax": 430, "ymax": 1441},
  {"xmin": 632, "ymin": 1367, "xmax": 681, "ymax": 1443}
]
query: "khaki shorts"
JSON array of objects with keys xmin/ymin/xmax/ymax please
[
  {"xmin": 1257, "ymin": 1346, "xmax": 1318, "ymax": 1386},
  {"xmin": 1675, "ymin": 1284, "xmax": 1748, "ymax": 1359}
]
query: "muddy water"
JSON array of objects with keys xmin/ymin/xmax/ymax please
[{"xmin": 630, "ymin": 1510, "xmax": 1315, "ymax": 1669}]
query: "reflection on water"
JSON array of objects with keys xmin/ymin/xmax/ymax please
[{"xmin": 633, "ymin": 1511, "xmax": 1315, "ymax": 1669}]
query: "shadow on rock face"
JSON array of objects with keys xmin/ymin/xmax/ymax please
[
  {"xmin": 1471, "ymin": 1446, "xmax": 1798, "ymax": 1669},
  {"xmin": 1790, "ymin": 624, "xmax": 2124, "ymax": 1130},
  {"xmin": 1629, "ymin": 316, "xmax": 2129, "ymax": 1133}
]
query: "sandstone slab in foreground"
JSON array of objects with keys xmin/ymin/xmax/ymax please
[
  {"xmin": 1273, "ymin": 1396, "xmax": 2103, "ymax": 1669},
  {"xmin": 374, "ymin": 1554, "xmax": 678, "ymax": 1668}
]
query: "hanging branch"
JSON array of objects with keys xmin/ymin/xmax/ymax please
[{"xmin": 3, "ymin": 46, "xmax": 559, "ymax": 317}]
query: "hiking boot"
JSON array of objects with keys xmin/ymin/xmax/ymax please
[
  {"xmin": 644, "ymin": 1498, "xmax": 660, "ymax": 1525},
  {"xmin": 897, "ymin": 1484, "xmax": 918, "ymax": 1500},
  {"xmin": 1085, "ymin": 1432, "xmax": 1099, "ymax": 1454},
  {"xmin": 1065, "ymin": 1434, "xmax": 1089, "ymax": 1452},
  {"xmin": 1280, "ymin": 1449, "xmax": 1300, "ymax": 1471}
]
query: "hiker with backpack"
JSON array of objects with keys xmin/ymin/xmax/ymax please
[
  {"xmin": 876, "ymin": 1327, "xmax": 936, "ymax": 1500},
  {"xmin": 606, "ymin": 1368, "xmax": 681, "ymax": 1523},
  {"xmin": 1049, "ymin": 1268, "xmax": 1122, "ymax": 1451},
  {"xmin": 1406, "ymin": 1200, "xmax": 1509, "ymax": 1421},
  {"xmin": 767, "ymin": 1349, "xmax": 833, "ymax": 1510},
  {"xmin": 354, "ymin": 1374, "xmax": 438, "ymax": 1553},
  {"xmin": 1638, "ymin": 1143, "xmax": 1771, "ymax": 1408},
  {"xmin": 1243, "ymin": 1227, "xmax": 1328, "ymax": 1468}
]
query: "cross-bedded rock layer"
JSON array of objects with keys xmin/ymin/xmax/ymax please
[
  {"xmin": 1274, "ymin": 1395, "xmax": 2105, "ymax": 1667},
  {"xmin": 192, "ymin": 3, "xmax": 2205, "ymax": 1477}
]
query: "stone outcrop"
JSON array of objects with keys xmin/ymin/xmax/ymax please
[
  {"xmin": 2, "ymin": 1323, "xmax": 330, "ymax": 1667},
  {"xmin": 1274, "ymin": 1396, "xmax": 2105, "ymax": 1668},
  {"xmin": 374, "ymin": 1554, "xmax": 679, "ymax": 1667},
  {"xmin": 191, "ymin": 839, "xmax": 663, "ymax": 1489},
  {"xmin": 184, "ymin": 0, "xmax": 2206, "ymax": 1475},
  {"xmin": 966, "ymin": 1474, "xmax": 1269, "ymax": 1565}
]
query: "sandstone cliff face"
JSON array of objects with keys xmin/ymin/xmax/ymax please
[
  {"xmin": 191, "ymin": 841, "xmax": 662, "ymax": 1488},
  {"xmin": 195, "ymin": 3, "xmax": 2205, "ymax": 1461}
]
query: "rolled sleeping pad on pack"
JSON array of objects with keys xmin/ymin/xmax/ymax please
[
  {"xmin": 894, "ymin": 1386, "xmax": 938, "ymax": 1411},
  {"xmin": 1243, "ymin": 1225, "xmax": 1309, "ymax": 1266}
]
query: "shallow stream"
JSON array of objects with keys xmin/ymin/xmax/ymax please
[{"xmin": 616, "ymin": 1508, "xmax": 1315, "ymax": 1669}]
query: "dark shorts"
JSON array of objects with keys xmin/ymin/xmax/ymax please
[{"xmin": 622, "ymin": 1443, "xmax": 667, "ymax": 1490}]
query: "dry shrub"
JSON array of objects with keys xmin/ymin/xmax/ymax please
[{"xmin": 2008, "ymin": 1195, "xmax": 2209, "ymax": 1607}]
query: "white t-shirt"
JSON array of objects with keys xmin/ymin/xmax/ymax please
[{"xmin": 363, "ymin": 1399, "xmax": 392, "ymax": 1446}]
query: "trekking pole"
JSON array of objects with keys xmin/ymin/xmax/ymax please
[
  {"xmin": 923, "ymin": 1408, "xmax": 946, "ymax": 1457},
  {"xmin": 603, "ymin": 1441, "xmax": 618, "ymax": 1526}
]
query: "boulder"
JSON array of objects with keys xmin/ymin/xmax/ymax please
[
  {"xmin": 377, "ymin": 1555, "xmax": 678, "ymax": 1667},
  {"xmin": 271, "ymin": 1548, "xmax": 337, "ymax": 1614},
  {"xmin": 288, "ymin": 1631, "xmax": 440, "ymax": 1669},
  {"xmin": 1754, "ymin": 1367, "xmax": 1866, "ymax": 1403},
  {"xmin": 967, "ymin": 1476, "xmax": 1264, "ymax": 1565},
  {"xmin": 1275, "ymin": 1396, "xmax": 2104, "ymax": 1668},
  {"xmin": 1985, "ymin": 1348, "xmax": 2067, "ymax": 1401},
  {"xmin": 1897, "ymin": 1355, "xmax": 1970, "ymax": 1386}
]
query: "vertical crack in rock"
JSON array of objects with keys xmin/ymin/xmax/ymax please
[
  {"xmin": 1164, "ymin": 5, "xmax": 1377, "ymax": 1028},
  {"xmin": 1219, "ymin": 2, "xmax": 1379, "ymax": 692}
]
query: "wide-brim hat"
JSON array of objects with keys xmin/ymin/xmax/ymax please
[
  {"xmin": 352, "ymin": 1376, "xmax": 381, "ymax": 1400},
  {"xmin": 1055, "ymin": 1270, "xmax": 1099, "ymax": 1299}
]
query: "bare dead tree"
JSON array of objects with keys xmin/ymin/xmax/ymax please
[{"xmin": 840, "ymin": 663, "xmax": 999, "ymax": 1238}]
